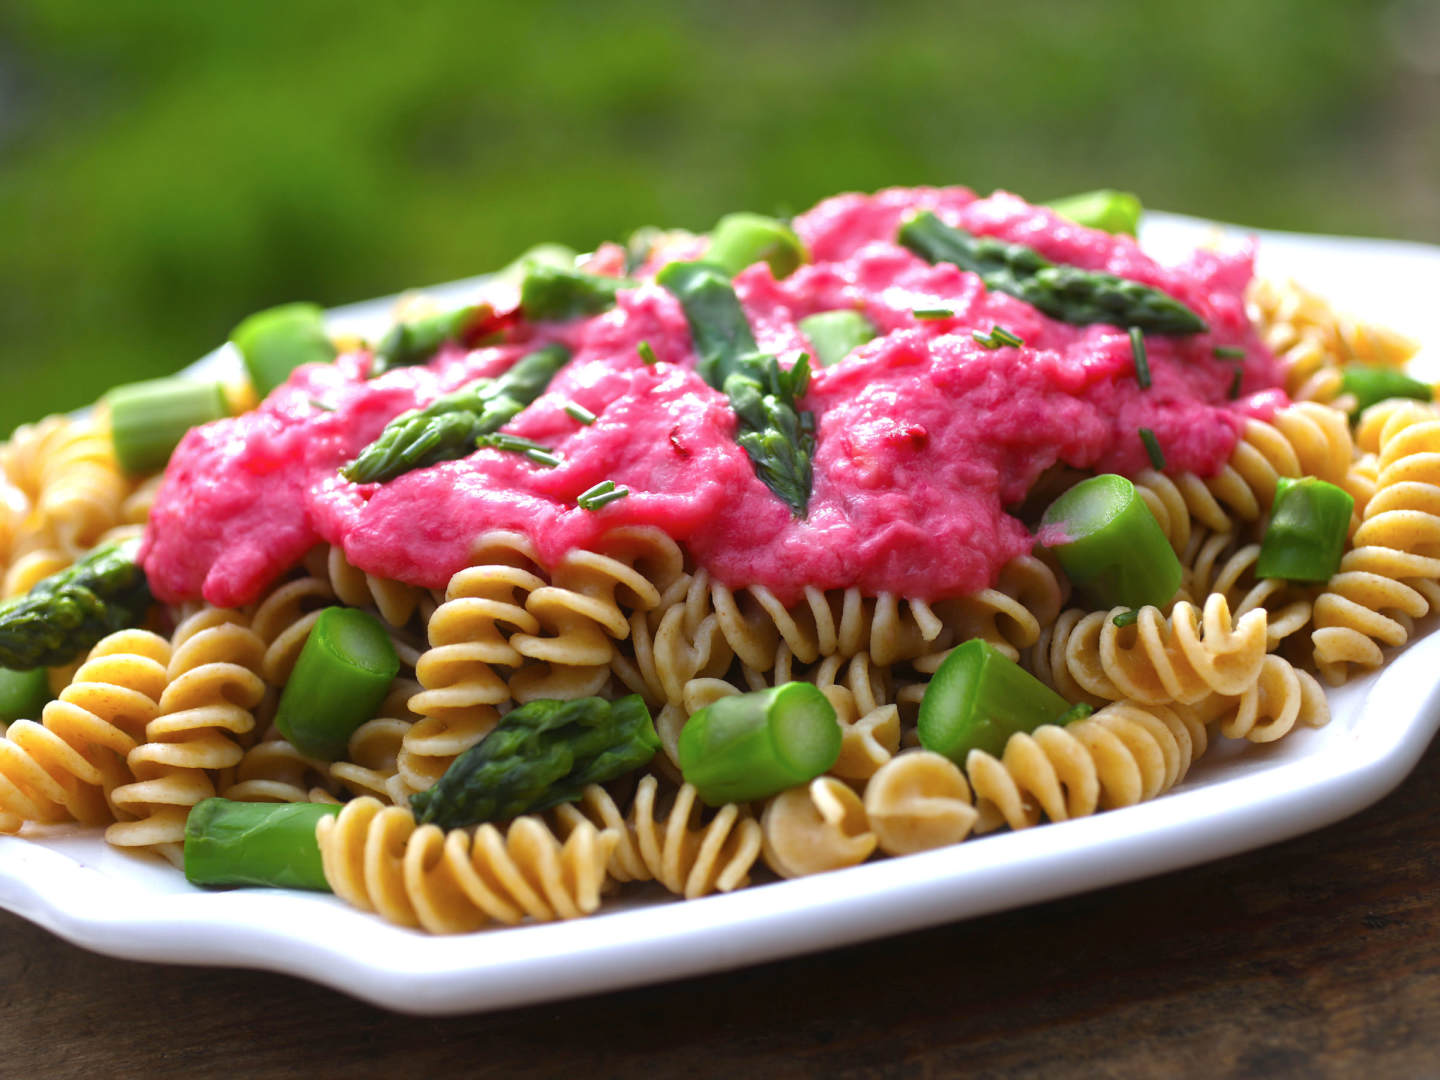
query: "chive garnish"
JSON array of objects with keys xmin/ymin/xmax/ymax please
[
  {"xmin": 1228, "ymin": 366, "xmax": 1243, "ymax": 399},
  {"xmin": 1138, "ymin": 427, "xmax": 1166, "ymax": 470},
  {"xmin": 1213, "ymin": 345, "xmax": 1246, "ymax": 359},
  {"xmin": 1129, "ymin": 327, "xmax": 1151, "ymax": 390},
  {"xmin": 637, "ymin": 341, "xmax": 658, "ymax": 365},
  {"xmin": 972, "ymin": 326, "xmax": 1025, "ymax": 349},
  {"xmin": 308, "ymin": 397, "xmax": 336, "ymax": 413},
  {"xmin": 564, "ymin": 402, "xmax": 597, "ymax": 426},
  {"xmin": 577, "ymin": 480, "xmax": 629, "ymax": 511},
  {"xmin": 477, "ymin": 432, "xmax": 562, "ymax": 467},
  {"xmin": 1112, "ymin": 608, "xmax": 1139, "ymax": 628},
  {"xmin": 913, "ymin": 308, "xmax": 954, "ymax": 320},
  {"xmin": 1055, "ymin": 703, "xmax": 1095, "ymax": 724}
]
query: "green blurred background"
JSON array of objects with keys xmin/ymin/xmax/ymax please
[{"xmin": 1, "ymin": 0, "xmax": 1437, "ymax": 437}]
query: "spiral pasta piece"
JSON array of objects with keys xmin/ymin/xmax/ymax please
[
  {"xmin": 402, "ymin": 561, "xmax": 538, "ymax": 790},
  {"xmin": 220, "ymin": 722, "xmax": 337, "ymax": 805},
  {"xmin": 1180, "ymin": 654, "xmax": 1330, "ymax": 743},
  {"xmin": 1182, "ymin": 530, "xmax": 1312, "ymax": 650},
  {"xmin": 761, "ymin": 776, "xmax": 876, "ymax": 879},
  {"xmin": 9, "ymin": 414, "xmax": 129, "ymax": 558},
  {"xmin": 0, "ymin": 629, "xmax": 171, "ymax": 831},
  {"xmin": 316, "ymin": 797, "xmax": 617, "ymax": 933},
  {"xmin": 305, "ymin": 544, "xmax": 438, "ymax": 629},
  {"xmin": 1312, "ymin": 404, "xmax": 1440, "ymax": 683},
  {"xmin": 107, "ymin": 610, "xmax": 267, "ymax": 864},
  {"xmin": 863, "ymin": 751, "xmax": 978, "ymax": 855},
  {"xmin": 629, "ymin": 775, "xmax": 762, "ymax": 898},
  {"xmin": 966, "ymin": 701, "xmax": 1208, "ymax": 833},
  {"xmin": 1055, "ymin": 594, "xmax": 1268, "ymax": 705}
]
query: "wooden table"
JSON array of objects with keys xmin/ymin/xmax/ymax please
[{"xmin": 4, "ymin": 738, "xmax": 1439, "ymax": 1080}]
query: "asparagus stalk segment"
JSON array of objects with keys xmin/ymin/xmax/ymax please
[
  {"xmin": 918, "ymin": 639, "xmax": 1073, "ymax": 762},
  {"xmin": 105, "ymin": 376, "xmax": 230, "ymax": 474},
  {"xmin": 0, "ymin": 666, "xmax": 52, "ymax": 724},
  {"xmin": 0, "ymin": 538, "xmax": 152, "ymax": 670},
  {"xmin": 274, "ymin": 607, "xmax": 400, "ymax": 761},
  {"xmin": 1044, "ymin": 189, "xmax": 1143, "ymax": 236},
  {"xmin": 1343, "ymin": 365, "xmax": 1433, "ymax": 417},
  {"xmin": 520, "ymin": 265, "xmax": 636, "ymax": 322},
  {"xmin": 657, "ymin": 261, "xmax": 816, "ymax": 516},
  {"xmin": 705, "ymin": 212, "xmax": 809, "ymax": 279},
  {"xmin": 341, "ymin": 343, "xmax": 571, "ymax": 484},
  {"xmin": 231, "ymin": 302, "xmax": 337, "ymax": 397},
  {"xmin": 898, "ymin": 211, "xmax": 1207, "ymax": 335},
  {"xmin": 410, "ymin": 695, "xmax": 659, "ymax": 829},
  {"xmin": 184, "ymin": 798, "xmax": 338, "ymax": 890},
  {"xmin": 1041, "ymin": 473, "xmax": 1182, "ymax": 610},
  {"xmin": 799, "ymin": 310, "xmax": 878, "ymax": 368},
  {"xmin": 1256, "ymin": 477, "xmax": 1354, "ymax": 582},
  {"xmin": 678, "ymin": 682, "xmax": 841, "ymax": 806},
  {"xmin": 369, "ymin": 304, "xmax": 492, "ymax": 379}
]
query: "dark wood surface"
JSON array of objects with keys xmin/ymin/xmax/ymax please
[{"xmin": 4, "ymin": 740, "xmax": 1440, "ymax": 1080}]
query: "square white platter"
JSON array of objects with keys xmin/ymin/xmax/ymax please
[{"xmin": 0, "ymin": 212, "xmax": 1436, "ymax": 1016}]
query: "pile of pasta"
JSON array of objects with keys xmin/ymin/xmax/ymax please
[{"xmin": 0, "ymin": 278, "xmax": 1431, "ymax": 934}]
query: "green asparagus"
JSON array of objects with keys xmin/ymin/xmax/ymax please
[
  {"xmin": 0, "ymin": 538, "xmax": 152, "ymax": 670},
  {"xmin": 410, "ymin": 694, "xmax": 659, "ymax": 830},
  {"xmin": 898, "ymin": 211, "xmax": 1207, "ymax": 335},
  {"xmin": 705, "ymin": 212, "xmax": 809, "ymax": 278},
  {"xmin": 341, "ymin": 343, "xmax": 571, "ymax": 484},
  {"xmin": 1044, "ymin": 189, "xmax": 1143, "ymax": 236},
  {"xmin": 185, "ymin": 798, "xmax": 338, "ymax": 890},
  {"xmin": 369, "ymin": 304, "xmax": 491, "ymax": 378},
  {"xmin": 520, "ymin": 265, "xmax": 636, "ymax": 322},
  {"xmin": 656, "ymin": 261, "xmax": 816, "ymax": 516}
]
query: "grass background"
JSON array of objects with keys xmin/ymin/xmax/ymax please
[{"xmin": 0, "ymin": 0, "xmax": 1436, "ymax": 436}]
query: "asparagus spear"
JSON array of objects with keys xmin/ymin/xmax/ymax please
[
  {"xmin": 1044, "ymin": 189, "xmax": 1143, "ymax": 236},
  {"xmin": 520, "ymin": 265, "xmax": 636, "ymax": 322},
  {"xmin": 898, "ymin": 211, "xmax": 1208, "ymax": 335},
  {"xmin": 410, "ymin": 694, "xmax": 659, "ymax": 830},
  {"xmin": 185, "ymin": 798, "xmax": 339, "ymax": 890},
  {"xmin": 0, "ymin": 538, "xmax": 152, "ymax": 670},
  {"xmin": 341, "ymin": 343, "xmax": 571, "ymax": 484},
  {"xmin": 656, "ymin": 261, "xmax": 816, "ymax": 516},
  {"xmin": 368, "ymin": 304, "xmax": 491, "ymax": 378}
]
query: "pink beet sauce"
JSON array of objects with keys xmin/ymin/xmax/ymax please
[{"xmin": 141, "ymin": 186, "xmax": 1285, "ymax": 609}]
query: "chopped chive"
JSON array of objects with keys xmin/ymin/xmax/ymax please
[
  {"xmin": 1138, "ymin": 427, "xmax": 1167, "ymax": 470},
  {"xmin": 477, "ymin": 432, "xmax": 562, "ymax": 466},
  {"xmin": 637, "ymin": 340, "xmax": 658, "ymax": 365},
  {"xmin": 1055, "ymin": 703, "xmax": 1095, "ymax": 724},
  {"xmin": 564, "ymin": 402, "xmax": 597, "ymax": 426},
  {"xmin": 1129, "ymin": 327, "xmax": 1151, "ymax": 389},
  {"xmin": 308, "ymin": 397, "xmax": 336, "ymax": 413},
  {"xmin": 1228, "ymin": 367, "xmax": 1244, "ymax": 399},
  {"xmin": 1213, "ymin": 345, "xmax": 1246, "ymax": 359},
  {"xmin": 577, "ymin": 480, "xmax": 629, "ymax": 511},
  {"xmin": 972, "ymin": 325, "xmax": 1025, "ymax": 349},
  {"xmin": 913, "ymin": 308, "xmax": 954, "ymax": 320},
  {"xmin": 478, "ymin": 432, "xmax": 547, "ymax": 453},
  {"xmin": 1112, "ymin": 609, "xmax": 1139, "ymax": 627}
]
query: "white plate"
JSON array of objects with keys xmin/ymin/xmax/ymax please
[{"xmin": 1, "ymin": 214, "xmax": 1437, "ymax": 1016}]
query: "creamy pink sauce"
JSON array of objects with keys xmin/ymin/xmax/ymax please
[{"xmin": 142, "ymin": 186, "xmax": 1285, "ymax": 608}]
